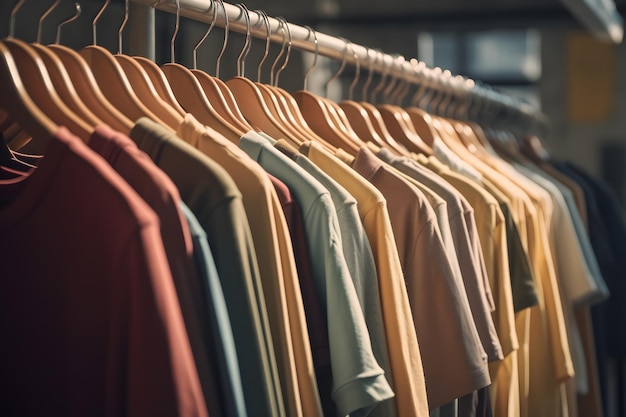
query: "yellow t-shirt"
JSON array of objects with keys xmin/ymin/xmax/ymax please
[{"xmin": 436, "ymin": 121, "xmax": 574, "ymax": 417}]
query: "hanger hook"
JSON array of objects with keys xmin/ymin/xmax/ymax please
[
  {"xmin": 371, "ymin": 51, "xmax": 389, "ymax": 104},
  {"xmin": 303, "ymin": 25, "xmax": 318, "ymax": 90},
  {"xmin": 395, "ymin": 78, "xmax": 409, "ymax": 105},
  {"xmin": 274, "ymin": 17, "xmax": 292, "ymax": 86},
  {"xmin": 426, "ymin": 67, "xmax": 443, "ymax": 114},
  {"xmin": 394, "ymin": 61, "xmax": 412, "ymax": 105},
  {"xmin": 192, "ymin": 1, "xmax": 217, "ymax": 70},
  {"xmin": 93, "ymin": 0, "xmax": 110, "ymax": 45},
  {"xmin": 254, "ymin": 10, "xmax": 271, "ymax": 83},
  {"xmin": 420, "ymin": 67, "xmax": 440, "ymax": 110},
  {"xmin": 215, "ymin": 0, "xmax": 229, "ymax": 79},
  {"xmin": 409, "ymin": 59, "xmax": 425, "ymax": 107},
  {"xmin": 362, "ymin": 48, "xmax": 376, "ymax": 102},
  {"xmin": 235, "ymin": 3, "xmax": 251, "ymax": 78},
  {"xmin": 434, "ymin": 70, "xmax": 448, "ymax": 115},
  {"xmin": 168, "ymin": 0, "xmax": 180, "ymax": 63},
  {"xmin": 9, "ymin": 0, "xmax": 25, "ymax": 38},
  {"xmin": 348, "ymin": 42, "xmax": 360, "ymax": 101},
  {"xmin": 390, "ymin": 60, "xmax": 407, "ymax": 104},
  {"xmin": 37, "ymin": 0, "xmax": 61, "ymax": 44},
  {"xmin": 56, "ymin": 2, "xmax": 81, "ymax": 45},
  {"xmin": 437, "ymin": 70, "xmax": 454, "ymax": 116},
  {"xmin": 269, "ymin": 18, "xmax": 287, "ymax": 86},
  {"xmin": 118, "ymin": 0, "xmax": 129, "ymax": 54},
  {"xmin": 382, "ymin": 55, "xmax": 402, "ymax": 103},
  {"xmin": 450, "ymin": 75, "xmax": 466, "ymax": 119},
  {"xmin": 325, "ymin": 38, "xmax": 349, "ymax": 99},
  {"xmin": 459, "ymin": 78, "xmax": 475, "ymax": 121}
]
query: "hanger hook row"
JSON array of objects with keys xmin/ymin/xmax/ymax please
[{"xmin": 56, "ymin": 2, "xmax": 81, "ymax": 45}]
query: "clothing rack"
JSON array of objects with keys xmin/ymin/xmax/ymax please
[{"xmin": 129, "ymin": 0, "xmax": 546, "ymax": 133}]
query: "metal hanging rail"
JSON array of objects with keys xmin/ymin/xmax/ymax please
[{"xmin": 129, "ymin": 0, "xmax": 546, "ymax": 131}]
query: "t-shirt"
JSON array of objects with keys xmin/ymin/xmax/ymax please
[
  {"xmin": 419, "ymin": 154, "xmax": 523, "ymax": 417},
  {"xmin": 435, "ymin": 123, "xmax": 575, "ymax": 417},
  {"xmin": 303, "ymin": 140, "xmax": 430, "ymax": 417},
  {"xmin": 269, "ymin": 172, "xmax": 335, "ymax": 416},
  {"xmin": 351, "ymin": 146, "xmax": 491, "ymax": 408},
  {"xmin": 240, "ymin": 132, "xmax": 393, "ymax": 417},
  {"xmin": 0, "ymin": 127, "xmax": 207, "ymax": 417},
  {"xmin": 176, "ymin": 114, "xmax": 314, "ymax": 417},
  {"xmin": 129, "ymin": 118, "xmax": 283, "ymax": 417},
  {"xmin": 274, "ymin": 139, "xmax": 395, "ymax": 417},
  {"xmin": 378, "ymin": 148, "xmax": 502, "ymax": 363},
  {"xmin": 89, "ymin": 125, "xmax": 228, "ymax": 416},
  {"xmin": 513, "ymin": 163, "xmax": 595, "ymax": 394},
  {"xmin": 180, "ymin": 202, "xmax": 247, "ymax": 417}
]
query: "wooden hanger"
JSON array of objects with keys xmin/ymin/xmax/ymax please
[
  {"xmin": 293, "ymin": 37, "xmax": 362, "ymax": 154},
  {"xmin": 224, "ymin": 7, "xmax": 302, "ymax": 142},
  {"xmin": 127, "ymin": 4, "xmax": 187, "ymax": 118},
  {"xmin": 115, "ymin": 54, "xmax": 184, "ymax": 125},
  {"xmin": 338, "ymin": 46, "xmax": 388, "ymax": 149},
  {"xmin": 375, "ymin": 69, "xmax": 432, "ymax": 154},
  {"xmin": 29, "ymin": 2, "xmax": 107, "ymax": 129},
  {"xmin": 116, "ymin": 0, "xmax": 184, "ymax": 126},
  {"xmin": 186, "ymin": 10, "xmax": 252, "ymax": 133},
  {"xmin": 157, "ymin": 0, "xmax": 244, "ymax": 141},
  {"xmin": 48, "ymin": 44, "xmax": 133, "ymax": 132},
  {"xmin": 358, "ymin": 57, "xmax": 411, "ymax": 154},
  {"xmin": 0, "ymin": 42, "xmax": 58, "ymax": 152},
  {"xmin": 33, "ymin": 44, "xmax": 103, "ymax": 127},
  {"xmin": 38, "ymin": 1, "xmax": 132, "ymax": 133},
  {"xmin": 3, "ymin": 38, "xmax": 93, "ymax": 141},
  {"xmin": 79, "ymin": 0, "xmax": 171, "ymax": 130},
  {"xmin": 255, "ymin": 17, "xmax": 326, "ymax": 145},
  {"xmin": 174, "ymin": 0, "xmax": 250, "ymax": 132}
]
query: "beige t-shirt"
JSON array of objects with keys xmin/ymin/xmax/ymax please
[{"xmin": 349, "ymin": 146, "xmax": 491, "ymax": 409}]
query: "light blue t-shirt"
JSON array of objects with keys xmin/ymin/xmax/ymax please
[{"xmin": 180, "ymin": 202, "xmax": 248, "ymax": 417}]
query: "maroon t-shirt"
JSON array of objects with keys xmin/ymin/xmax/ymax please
[
  {"xmin": 0, "ymin": 127, "xmax": 208, "ymax": 417},
  {"xmin": 89, "ymin": 125, "xmax": 223, "ymax": 417}
]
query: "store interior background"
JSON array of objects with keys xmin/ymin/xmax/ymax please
[{"xmin": 2, "ymin": 0, "xmax": 626, "ymax": 205}]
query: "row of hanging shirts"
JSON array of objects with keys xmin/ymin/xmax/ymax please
[{"xmin": 0, "ymin": 2, "xmax": 588, "ymax": 417}]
